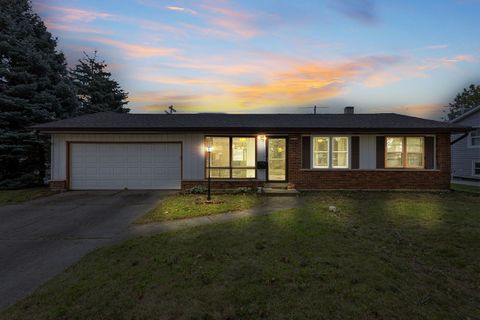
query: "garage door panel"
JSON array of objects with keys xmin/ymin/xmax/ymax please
[{"xmin": 70, "ymin": 143, "xmax": 181, "ymax": 190}]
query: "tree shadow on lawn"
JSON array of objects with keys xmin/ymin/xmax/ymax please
[{"xmin": 2, "ymin": 192, "xmax": 479, "ymax": 320}]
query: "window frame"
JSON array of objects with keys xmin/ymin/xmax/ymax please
[
  {"xmin": 468, "ymin": 128, "xmax": 480, "ymax": 148},
  {"xmin": 473, "ymin": 161, "xmax": 480, "ymax": 177},
  {"xmin": 311, "ymin": 136, "xmax": 350, "ymax": 169},
  {"xmin": 205, "ymin": 136, "xmax": 257, "ymax": 179},
  {"xmin": 385, "ymin": 136, "xmax": 425, "ymax": 169}
]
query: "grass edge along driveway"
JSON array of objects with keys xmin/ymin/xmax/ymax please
[
  {"xmin": 0, "ymin": 187, "xmax": 56, "ymax": 205},
  {"xmin": 2, "ymin": 191, "xmax": 479, "ymax": 319}
]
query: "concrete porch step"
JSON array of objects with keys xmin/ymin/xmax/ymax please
[
  {"xmin": 262, "ymin": 188, "xmax": 300, "ymax": 196},
  {"xmin": 263, "ymin": 183, "xmax": 289, "ymax": 189}
]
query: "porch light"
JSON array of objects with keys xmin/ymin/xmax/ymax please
[
  {"xmin": 206, "ymin": 145, "xmax": 213, "ymax": 152},
  {"xmin": 257, "ymin": 135, "xmax": 266, "ymax": 141}
]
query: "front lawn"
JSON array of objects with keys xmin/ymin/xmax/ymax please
[
  {"xmin": 136, "ymin": 193, "xmax": 264, "ymax": 223},
  {"xmin": 0, "ymin": 187, "xmax": 55, "ymax": 205},
  {"xmin": 451, "ymin": 183, "xmax": 480, "ymax": 193},
  {"xmin": 2, "ymin": 192, "xmax": 479, "ymax": 319}
]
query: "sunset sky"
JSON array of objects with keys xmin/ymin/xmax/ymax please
[{"xmin": 33, "ymin": 0, "xmax": 480, "ymax": 119}]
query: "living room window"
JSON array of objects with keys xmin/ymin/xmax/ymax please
[
  {"xmin": 312, "ymin": 136, "xmax": 349, "ymax": 169},
  {"xmin": 385, "ymin": 137, "xmax": 424, "ymax": 169},
  {"xmin": 205, "ymin": 136, "xmax": 256, "ymax": 179}
]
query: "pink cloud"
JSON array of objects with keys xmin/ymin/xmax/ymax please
[
  {"xmin": 44, "ymin": 21, "xmax": 111, "ymax": 35},
  {"xmin": 34, "ymin": 4, "xmax": 114, "ymax": 22},
  {"xmin": 417, "ymin": 54, "xmax": 477, "ymax": 71},
  {"xmin": 425, "ymin": 44, "xmax": 449, "ymax": 50},
  {"xmin": 89, "ymin": 37, "xmax": 180, "ymax": 58},
  {"xmin": 166, "ymin": 6, "xmax": 197, "ymax": 15},
  {"xmin": 200, "ymin": 1, "xmax": 263, "ymax": 38}
]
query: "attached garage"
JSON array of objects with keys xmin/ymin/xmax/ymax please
[{"xmin": 69, "ymin": 143, "xmax": 182, "ymax": 190}]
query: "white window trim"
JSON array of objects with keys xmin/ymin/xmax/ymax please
[
  {"xmin": 467, "ymin": 127, "xmax": 480, "ymax": 149},
  {"xmin": 311, "ymin": 136, "xmax": 350, "ymax": 169},
  {"xmin": 385, "ymin": 136, "xmax": 426, "ymax": 169},
  {"xmin": 473, "ymin": 160, "xmax": 480, "ymax": 177},
  {"xmin": 312, "ymin": 136, "xmax": 330, "ymax": 169}
]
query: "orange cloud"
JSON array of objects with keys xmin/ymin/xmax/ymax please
[
  {"xmin": 131, "ymin": 56, "xmax": 405, "ymax": 111},
  {"xmin": 128, "ymin": 51, "xmax": 477, "ymax": 113},
  {"xmin": 89, "ymin": 37, "xmax": 180, "ymax": 58},
  {"xmin": 362, "ymin": 72, "xmax": 402, "ymax": 87},
  {"xmin": 226, "ymin": 64, "xmax": 355, "ymax": 108}
]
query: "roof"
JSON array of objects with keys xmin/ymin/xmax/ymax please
[
  {"xmin": 449, "ymin": 105, "xmax": 480, "ymax": 123},
  {"xmin": 32, "ymin": 111, "xmax": 471, "ymax": 133}
]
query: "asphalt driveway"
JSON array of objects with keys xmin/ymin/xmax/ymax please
[{"xmin": 0, "ymin": 190, "xmax": 172, "ymax": 311}]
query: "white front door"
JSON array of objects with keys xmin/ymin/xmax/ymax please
[{"xmin": 70, "ymin": 143, "xmax": 181, "ymax": 190}]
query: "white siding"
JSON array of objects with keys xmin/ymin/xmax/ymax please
[
  {"xmin": 51, "ymin": 133, "xmax": 205, "ymax": 181},
  {"xmin": 257, "ymin": 137, "xmax": 266, "ymax": 181},
  {"xmin": 359, "ymin": 135, "xmax": 376, "ymax": 169},
  {"xmin": 452, "ymin": 110, "xmax": 480, "ymax": 179}
]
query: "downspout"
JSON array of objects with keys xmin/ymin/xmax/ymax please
[{"xmin": 450, "ymin": 132, "xmax": 469, "ymax": 145}]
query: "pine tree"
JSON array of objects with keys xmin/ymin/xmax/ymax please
[
  {"xmin": 445, "ymin": 84, "xmax": 480, "ymax": 120},
  {"xmin": 0, "ymin": 0, "xmax": 78, "ymax": 188},
  {"xmin": 70, "ymin": 51, "xmax": 129, "ymax": 115}
]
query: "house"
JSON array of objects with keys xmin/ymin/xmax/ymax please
[
  {"xmin": 32, "ymin": 107, "xmax": 470, "ymax": 191},
  {"xmin": 450, "ymin": 106, "xmax": 480, "ymax": 181}
]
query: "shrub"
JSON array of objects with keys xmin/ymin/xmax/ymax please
[{"xmin": 189, "ymin": 185, "xmax": 207, "ymax": 194}]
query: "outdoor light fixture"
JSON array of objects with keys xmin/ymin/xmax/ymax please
[
  {"xmin": 206, "ymin": 145, "xmax": 213, "ymax": 201},
  {"xmin": 257, "ymin": 135, "xmax": 266, "ymax": 141}
]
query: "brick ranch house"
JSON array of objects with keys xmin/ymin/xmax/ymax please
[{"xmin": 32, "ymin": 107, "xmax": 470, "ymax": 191}]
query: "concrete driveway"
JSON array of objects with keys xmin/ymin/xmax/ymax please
[{"xmin": 0, "ymin": 190, "xmax": 172, "ymax": 311}]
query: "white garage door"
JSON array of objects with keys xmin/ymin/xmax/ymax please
[{"xmin": 70, "ymin": 143, "xmax": 181, "ymax": 190}]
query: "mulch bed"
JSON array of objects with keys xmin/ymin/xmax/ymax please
[{"xmin": 194, "ymin": 198, "xmax": 225, "ymax": 205}]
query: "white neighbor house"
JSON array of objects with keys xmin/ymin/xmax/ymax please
[{"xmin": 450, "ymin": 106, "xmax": 480, "ymax": 181}]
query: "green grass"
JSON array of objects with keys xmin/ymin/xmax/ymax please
[
  {"xmin": 451, "ymin": 183, "xmax": 480, "ymax": 193},
  {"xmin": 135, "ymin": 193, "xmax": 264, "ymax": 223},
  {"xmin": 0, "ymin": 187, "xmax": 55, "ymax": 205},
  {"xmin": 2, "ymin": 192, "xmax": 479, "ymax": 319}
]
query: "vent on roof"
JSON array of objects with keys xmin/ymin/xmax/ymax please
[{"xmin": 344, "ymin": 106, "xmax": 354, "ymax": 114}]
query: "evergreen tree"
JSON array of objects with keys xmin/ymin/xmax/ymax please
[
  {"xmin": 444, "ymin": 84, "xmax": 480, "ymax": 120},
  {"xmin": 70, "ymin": 51, "xmax": 129, "ymax": 115},
  {"xmin": 0, "ymin": 0, "xmax": 78, "ymax": 188}
]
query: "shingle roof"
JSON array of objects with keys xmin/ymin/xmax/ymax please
[
  {"xmin": 449, "ymin": 105, "xmax": 480, "ymax": 123},
  {"xmin": 32, "ymin": 111, "xmax": 470, "ymax": 133}
]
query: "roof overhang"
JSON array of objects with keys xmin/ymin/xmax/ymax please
[{"xmin": 33, "ymin": 126, "xmax": 472, "ymax": 134}]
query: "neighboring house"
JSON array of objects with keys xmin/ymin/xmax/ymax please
[
  {"xmin": 450, "ymin": 106, "xmax": 480, "ymax": 181},
  {"xmin": 32, "ymin": 107, "xmax": 470, "ymax": 191}
]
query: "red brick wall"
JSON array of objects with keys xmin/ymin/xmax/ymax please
[
  {"xmin": 287, "ymin": 133, "xmax": 451, "ymax": 190},
  {"xmin": 49, "ymin": 180, "xmax": 67, "ymax": 190},
  {"xmin": 181, "ymin": 180, "xmax": 262, "ymax": 190}
]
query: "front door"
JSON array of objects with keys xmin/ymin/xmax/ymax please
[{"xmin": 267, "ymin": 137, "xmax": 287, "ymax": 181}]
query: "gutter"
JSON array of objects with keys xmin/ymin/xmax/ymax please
[{"xmin": 30, "ymin": 126, "xmax": 472, "ymax": 134}]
